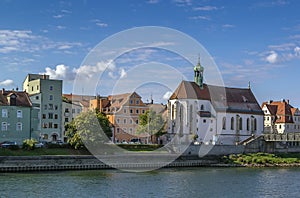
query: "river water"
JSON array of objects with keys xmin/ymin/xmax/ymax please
[{"xmin": 0, "ymin": 167, "xmax": 299, "ymax": 198}]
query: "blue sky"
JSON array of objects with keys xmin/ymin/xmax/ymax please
[{"xmin": 0, "ymin": 0, "xmax": 300, "ymax": 106}]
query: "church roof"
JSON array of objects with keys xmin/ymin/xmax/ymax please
[{"xmin": 170, "ymin": 81, "xmax": 263, "ymax": 115}]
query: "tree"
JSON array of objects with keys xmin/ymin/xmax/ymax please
[
  {"xmin": 65, "ymin": 110, "xmax": 112, "ymax": 149},
  {"xmin": 136, "ymin": 110, "xmax": 166, "ymax": 143}
]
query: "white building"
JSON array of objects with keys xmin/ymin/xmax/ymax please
[
  {"xmin": 167, "ymin": 60, "xmax": 264, "ymax": 145},
  {"xmin": 262, "ymin": 100, "xmax": 300, "ymax": 134}
]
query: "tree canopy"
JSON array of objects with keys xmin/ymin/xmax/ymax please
[
  {"xmin": 65, "ymin": 110, "xmax": 112, "ymax": 149},
  {"xmin": 136, "ymin": 110, "xmax": 166, "ymax": 137}
]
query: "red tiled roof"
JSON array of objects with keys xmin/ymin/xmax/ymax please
[
  {"xmin": 0, "ymin": 90, "xmax": 32, "ymax": 107},
  {"xmin": 261, "ymin": 100, "xmax": 294, "ymax": 123},
  {"xmin": 170, "ymin": 81, "xmax": 263, "ymax": 115}
]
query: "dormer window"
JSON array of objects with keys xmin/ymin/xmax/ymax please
[{"xmin": 9, "ymin": 94, "xmax": 17, "ymax": 106}]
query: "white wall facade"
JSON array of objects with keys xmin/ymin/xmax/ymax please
[{"xmin": 168, "ymin": 99, "xmax": 264, "ymax": 145}]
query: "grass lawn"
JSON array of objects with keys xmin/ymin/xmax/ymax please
[{"xmin": 223, "ymin": 153, "xmax": 300, "ymax": 166}]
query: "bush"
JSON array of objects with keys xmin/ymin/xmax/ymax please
[{"xmin": 22, "ymin": 139, "xmax": 37, "ymax": 150}]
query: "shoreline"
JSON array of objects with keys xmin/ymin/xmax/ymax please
[{"xmin": 0, "ymin": 155, "xmax": 299, "ymax": 172}]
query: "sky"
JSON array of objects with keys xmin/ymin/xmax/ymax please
[{"xmin": 0, "ymin": 0, "xmax": 300, "ymax": 107}]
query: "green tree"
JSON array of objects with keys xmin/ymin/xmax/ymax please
[
  {"xmin": 65, "ymin": 111, "xmax": 112, "ymax": 149},
  {"xmin": 136, "ymin": 110, "xmax": 166, "ymax": 143}
]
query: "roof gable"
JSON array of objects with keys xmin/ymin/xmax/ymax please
[{"xmin": 0, "ymin": 90, "xmax": 32, "ymax": 107}]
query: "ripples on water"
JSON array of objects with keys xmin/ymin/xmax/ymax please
[{"xmin": 0, "ymin": 167, "xmax": 299, "ymax": 198}]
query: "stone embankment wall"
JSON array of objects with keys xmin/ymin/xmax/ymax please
[{"xmin": 0, "ymin": 155, "xmax": 231, "ymax": 172}]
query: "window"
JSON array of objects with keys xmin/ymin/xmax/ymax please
[
  {"xmin": 267, "ymin": 117, "xmax": 269, "ymax": 121},
  {"xmin": 55, "ymin": 105, "xmax": 58, "ymax": 110},
  {"xmin": 203, "ymin": 119, "xmax": 206, "ymax": 123},
  {"xmin": 130, "ymin": 100, "xmax": 133, "ymax": 104},
  {"xmin": 49, "ymin": 95, "xmax": 53, "ymax": 100},
  {"xmin": 117, "ymin": 119, "xmax": 120, "ymax": 124},
  {"xmin": 54, "ymin": 124, "xmax": 58, "ymax": 129},
  {"xmin": 65, "ymin": 108, "xmax": 69, "ymax": 113},
  {"xmin": 136, "ymin": 120, "xmax": 139, "ymax": 124},
  {"xmin": 48, "ymin": 113, "xmax": 53, "ymax": 119},
  {"xmin": 35, "ymin": 96, "xmax": 39, "ymax": 100},
  {"xmin": 116, "ymin": 128, "xmax": 120, "ymax": 133},
  {"xmin": 54, "ymin": 114, "xmax": 58, "ymax": 119},
  {"xmin": 239, "ymin": 117, "xmax": 243, "ymax": 130},
  {"xmin": 124, "ymin": 109, "xmax": 127, "ymax": 113},
  {"xmin": 130, "ymin": 109, "xmax": 133, "ymax": 114},
  {"xmin": 44, "ymin": 105, "xmax": 47, "ymax": 110},
  {"xmin": 42, "ymin": 114, "xmax": 46, "ymax": 119},
  {"xmin": 2, "ymin": 109, "xmax": 7, "ymax": 117},
  {"xmin": 49, "ymin": 104, "xmax": 53, "ymax": 110},
  {"xmin": 37, "ymin": 85, "xmax": 39, "ymax": 91},
  {"xmin": 130, "ymin": 119, "xmax": 133, "ymax": 124},
  {"xmin": 254, "ymin": 118, "xmax": 257, "ymax": 131},
  {"xmin": 1, "ymin": 122, "xmax": 7, "ymax": 131},
  {"xmin": 200, "ymin": 105, "xmax": 204, "ymax": 111},
  {"xmin": 123, "ymin": 128, "xmax": 127, "ymax": 132},
  {"xmin": 142, "ymin": 110, "xmax": 145, "ymax": 114},
  {"xmin": 231, "ymin": 117, "xmax": 234, "ymax": 130},
  {"xmin": 222, "ymin": 117, "xmax": 226, "ymax": 130},
  {"xmin": 49, "ymin": 85, "xmax": 53, "ymax": 91},
  {"xmin": 136, "ymin": 100, "xmax": 139, "ymax": 105},
  {"xmin": 16, "ymin": 122, "xmax": 22, "ymax": 131},
  {"xmin": 247, "ymin": 118, "xmax": 250, "ymax": 131},
  {"xmin": 43, "ymin": 123, "xmax": 47, "ymax": 128},
  {"xmin": 65, "ymin": 118, "xmax": 69, "ymax": 122},
  {"xmin": 279, "ymin": 125, "xmax": 281, "ymax": 129},
  {"xmin": 123, "ymin": 119, "xmax": 127, "ymax": 124},
  {"xmin": 17, "ymin": 110, "xmax": 22, "ymax": 118},
  {"xmin": 49, "ymin": 122, "xmax": 53, "ymax": 128},
  {"xmin": 31, "ymin": 86, "xmax": 33, "ymax": 91},
  {"xmin": 129, "ymin": 128, "xmax": 133, "ymax": 134},
  {"xmin": 72, "ymin": 109, "xmax": 75, "ymax": 114},
  {"xmin": 136, "ymin": 109, "xmax": 139, "ymax": 114}
]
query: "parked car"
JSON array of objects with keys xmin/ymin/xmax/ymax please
[
  {"xmin": 35, "ymin": 142, "xmax": 45, "ymax": 148},
  {"xmin": 0, "ymin": 141, "xmax": 18, "ymax": 148}
]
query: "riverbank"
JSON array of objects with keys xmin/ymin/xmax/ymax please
[{"xmin": 1, "ymin": 152, "xmax": 300, "ymax": 172}]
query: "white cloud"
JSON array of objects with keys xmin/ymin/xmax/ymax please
[
  {"xmin": 53, "ymin": 14, "xmax": 64, "ymax": 19},
  {"xmin": 119, "ymin": 68, "xmax": 127, "ymax": 79},
  {"xmin": 147, "ymin": 0, "xmax": 159, "ymax": 4},
  {"xmin": 193, "ymin": 6, "xmax": 218, "ymax": 11},
  {"xmin": 173, "ymin": 0, "xmax": 192, "ymax": 6},
  {"xmin": 294, "ymin": 46, "xmax": 300, "ymax": 56},
  {"xmin": 189, "ymin": 16, "xmax": 210, "ymax": 20},
  {"xmin": 96, "ymin": 23, "xmax": 108, "ymax": 27},
  {"xmin": 222, "ymin": 24, "xmax": 235, "ymax": 28},
  {"xmin": 44, "ymin": 64, "xmax": 75, "ymax": 81},
  {"xmin": 56, "ymin": 26, "xmax": 66, "ymax": 30},
  {"xmin": 163, "ymin": 91, "xmax": 173, "ymax": 100},
  {"xmin": 0, "ymin": 79, "xmax": 14, "ymax": 87},
  {"xmin": 265, "ymin": 51, "xmax": 278, "ymax": 63}
]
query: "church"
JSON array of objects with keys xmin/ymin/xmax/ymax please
[{"xmin": 167, "ymin": 59, "xmax": 264, "ymax": 145}]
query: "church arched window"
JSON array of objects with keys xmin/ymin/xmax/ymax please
[
  {"xmin": 230, "ymin": 117, "xmax": 234, "ymax": 130},
  {"xmin": 222, "ymin": 117, "xmax": 226, "ymax": 130}
]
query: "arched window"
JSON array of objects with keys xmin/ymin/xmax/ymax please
[
  {"xmin": 222, "ymin": 117, "xmax": 226, "ymax": 130},
  {"xmin": 171, "ymin": 104, "xmax": 175, "ymax": 120},
  {"xmin": 200, "ymin": 104, "xmax": 204, "ymax": 111},
  {"xmin": 254, "ymin": 118, "xmax": 257, "ymax": 131},
  {"xmin": 247, "ymin": 118, "xmax": 250, "ymax": 131},
  {"xmin": 239, "ymin": 117, "xmax": 243, "ymax": 130},
  {"xmin": 189, "ymin": 105, "xmax": 193, "ymax": 134},
  {"xmin": 230, "ymin": 117, "xmax": 234, "ymax": 130}
]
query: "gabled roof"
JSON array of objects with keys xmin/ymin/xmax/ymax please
[
  {"xmin": 0, "ymin": 90, "xmax": 32, "ymax": 107},
  {"xmin": 170, "ymin": 81, "xmax": 263, "ymax": 115},
  {"xmin": 261, "ymin": 100, "xmax": 294, "ymax": 123},
  {"xmin": 108, "ymin": 92, "xmax": 144, "ymax": 108}
]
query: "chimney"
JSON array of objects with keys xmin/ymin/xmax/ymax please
[
  {"xmin": 281, "ymin": 99, "xmax": 285, "ymax": 103},
  {"xmin": 287, "ymin": 99, "xmax": 290, "ymax": 104},
  {"xmin": 2, "ymin": 88, "xmax": 4, "ymax": 94}
]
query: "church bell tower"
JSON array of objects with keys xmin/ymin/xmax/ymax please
[{"xmin": 194, "ymin": 55, "xmax": 204, "ymax": 89}]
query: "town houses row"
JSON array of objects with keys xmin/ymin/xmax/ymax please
[{"xmin": 0, "ymin": 61, "xmax": 300, "ymax": 145}]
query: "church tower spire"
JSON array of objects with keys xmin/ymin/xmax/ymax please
[{"xmin": 194, "ymin": 55, "xmax": 204, "ymax": 89}]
